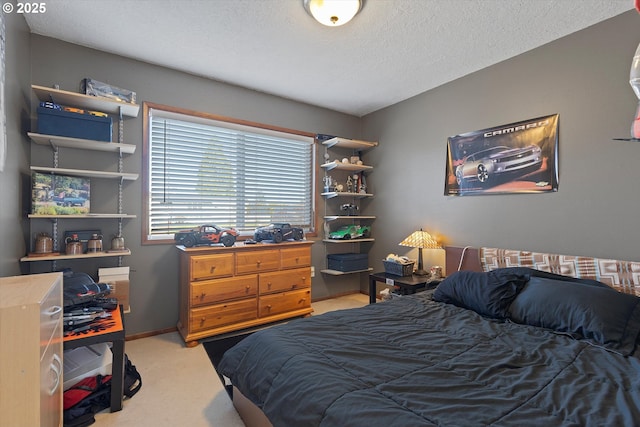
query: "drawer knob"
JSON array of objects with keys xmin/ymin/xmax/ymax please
[
  {"xmin": 268, "ymin": 282, "xmax": 272, "ymax": 289},
  {"xmin": 245, "ymin": 286, "xmax": 251, "ymax": 293},
  {"xmin": 295, "ymin": 257, "xmax": 300, "ymax": 263},
  {"xmin": 200, "ymin": 317, "xmax": 206, "ymax": 324},
  {"xmin": 199, "ymin": 292, "xmax": 206, "ymax": 300},
  {"xmin": 210, "ymin": 266, "xmax": 216, "ymax": 273},
  {"xmin": 299, "ymin": 298, "xmax": 306, "ymax": 304},
  {"xmin": 301, "ymin": 276, "xmax": 307, "ymax": 282}
]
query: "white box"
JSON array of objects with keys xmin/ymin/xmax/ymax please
[
  {"xmin": 99, "ymin": 266, "xmax": 130, "ymax": 313},
  {"xmin": 63, "ymin": 343, "xmax": 112, "ymax": 390}
]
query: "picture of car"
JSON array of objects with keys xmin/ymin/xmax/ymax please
[
  {"xmin": 328, "ymin": 224, "xmax": 371, "ymax": 240},
  {"xmin": 455, "ymin": 145, "xmax": 542, "ymax": 186},
  {"xmin": 174, "ymin": 224, "xmax": 238, "ymax": 247},
  {"xmin": 53, "ymin": 196, "xmax": 87, "ymax": 207},
  {"xmin": 253, "ymin": 223, "xmax": 304, "ymax": 243}
]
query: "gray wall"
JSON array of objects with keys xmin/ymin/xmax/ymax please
[
  {"xmin": 25, "ymin": 36, "xmax": 361, "ymax": 336},
  {"xmin": 362, "ymin": 10, "xmax": 640, "ymax": 294},
  {"xmin": 3, "ymin": 10, "xmax": 640, "ymax": 336},
  {"xmin": 0, "ymin": 13, "xmax": 30, "ymax": 277}
]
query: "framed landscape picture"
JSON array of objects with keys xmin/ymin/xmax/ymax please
[
  {"xmin": 444, "ymin": 114, "xmax": 559, "ymax": 196},
  {"xmin": 31, "ymin": 172, "xmax": 91, "ymax": 215}
]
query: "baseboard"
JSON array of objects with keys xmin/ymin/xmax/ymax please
[
  {"xmin": 125, "ymin": 326, "xmax": 177, "ymax": 341},
  {"xmin": 311, "ymin": 290, "xmax": 367, "ymax": 303}
]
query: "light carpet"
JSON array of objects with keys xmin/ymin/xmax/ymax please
[{"xmin": 91, "ymin": 292, "xmax": 369, "ymax": 426}]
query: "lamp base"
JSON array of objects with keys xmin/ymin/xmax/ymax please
[{"xmin": 414, "ymin": 268, "xmax": 429, "ymax": 276}]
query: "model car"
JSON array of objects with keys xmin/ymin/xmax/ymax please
[
  {"xmin": 328, "ymin": 224, "xmax": 371, "ymax": 240},
  {"xmin": 253, "ymin": 223, "xmax": 304, "ymax": 243},
  {"xmin": 455, "ymin": 145, "xmax": 542, "ymax": 185},
  {"xmin": 174, "ymin": 224, "xmax": 238, "ymax": 247}
]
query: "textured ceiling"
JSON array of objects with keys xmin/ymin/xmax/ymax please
[{"xmin": 23, "ymin": 0, "xmax": 633, "ymax": 116}]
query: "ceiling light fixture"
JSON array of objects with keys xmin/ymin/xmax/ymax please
[{"xmin": 303, "ymin": 0, "xmax": 363, "ymax": 27}]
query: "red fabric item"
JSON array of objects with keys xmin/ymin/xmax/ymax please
[
  {"xmin": 636, "ymin": 0, "xmax": 640, "ymax": 13},
  {"xmin": 63, "ymin": 374, "xmax": 112, "ymax": 410}
]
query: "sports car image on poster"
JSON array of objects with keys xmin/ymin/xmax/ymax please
[
  {"xmin": 445, "ymin": 114, "xmax": 558, "ymax": 196},
  {"xmin": 455, "ymin": 144, "xmax": 542, "ymax": 185}
]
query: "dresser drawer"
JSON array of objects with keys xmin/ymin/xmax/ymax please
[
  {"xmin": 280, "ymin": 247, "xmax": 311, "ymax": 269},
  {"xmin": 259, "ymin": 267, "xmax": 311, "ymax": 295},
  {"xmin": 190, "ymin": 299, "xmax": 257, "ymax": 332},
  {"xmin": 191, "ymin": 275, "xmax": 258, "ymax": 307},
  {"xmin": 40, "ymin": 278, "xmax": 63, "ymax": 359},
  {"xmin": 40, "ymin": 338, "xmax": 62, "ymax": 427},
  {"xmin": 190, "ymin": 253, "xmax": 235, "ymax": 281},
  {"xmin": 236, "ymin": 250, "xmax": 280, "ymax": 274},
  {"xmin": 259, "ymin": 289, "xmax": 311, "ymax": 317}
]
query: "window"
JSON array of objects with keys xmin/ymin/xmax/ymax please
[{"xmin": 142, "ymin": 103, "xmax": 316, "ymax": 243}]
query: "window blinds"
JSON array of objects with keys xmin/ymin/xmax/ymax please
[{"xmin": 148, "ymin": 109, "xmax": 314, "ymax": 239}]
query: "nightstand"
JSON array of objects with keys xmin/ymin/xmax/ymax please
[{"xmin": 368, "ymin": 272, "xmax": 441, "ymax": 303}]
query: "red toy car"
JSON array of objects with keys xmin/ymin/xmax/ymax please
[{"xmin": 174, "ymin": 225, "xmax": 238, "ymax": 247}]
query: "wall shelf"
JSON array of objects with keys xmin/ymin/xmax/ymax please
[
  {"xmin": 320, "ymin": 136, "xmax": 378, "ymax": 276},
  {"xmin": 26, "ymin": 83, "xmax": 138, "ymax": 274},
  {"xmin": 21, "ymin": 249, "xmax": 131, "ymax": 262},
  {"xmin": 321, "ymin": 192, "xmax": 373, "ymax": 199},
  {"xmin": 32, "ymin": 84, "xmax": 139, "ymax": 117},
  {"xmin": 324, "ymin": 215, "xmax": 376, "ymax": 221},
  {"xmin": 321, "ymin": 162, "xmax": 373, "ymax": 172},
  {"xmin": 28, "ymin": 132, "xmax": 136, "ymax": 154},
  {"xmin": 31, "ymin": 166, "xmax": 139, "ymax": 181},
  {"xmin": 28, "ymin": 214, "xmax": 136, "ymax": 219},
  {"xmin": 321, "ymin": 137, "xmax": 378, "ymax": 151},
  {"xmin": 322, "ymin": 238, "xmax": 375, "ymax": 244}
]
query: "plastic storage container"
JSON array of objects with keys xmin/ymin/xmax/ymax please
[
  {"xmin": 327, "ymin": 253, "xmax": 368, "ymax": 272},
  {"xmin": 37, "ymin": 106, "xmax": 112, "ymax": 142}
]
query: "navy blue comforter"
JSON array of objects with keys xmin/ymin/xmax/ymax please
[{"xmin": 218, "ymin": 291, "xmax": 640, "ymax": 426}]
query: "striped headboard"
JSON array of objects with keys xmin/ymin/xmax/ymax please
[{"xmin": 480, "ymin": 247, "xmax": 640, "ymax": 296}]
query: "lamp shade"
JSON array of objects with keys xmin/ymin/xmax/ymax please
[
  {"xmin": 304, "ymin": 0, "xmax": 362, "ymax": 27},
  {"xmin": 399, "ymin": 229, "xmax": 441, "ymax": 249}
]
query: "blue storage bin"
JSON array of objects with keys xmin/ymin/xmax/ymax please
[
  {"xmin": 37, "ymin": 106, "xmax": 112, "ymax": 142},
  {"xmin": 327, "ymin": 253, "xmax": 369, "ymax": 272}
]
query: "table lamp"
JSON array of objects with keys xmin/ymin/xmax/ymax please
[{"xmin": 399, "ymin": 229, "xmax": 442, "ymax": 276}]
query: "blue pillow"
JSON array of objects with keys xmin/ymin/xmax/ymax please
[
  {"xmin": 433, "ymin": 269, "xmax": 529, "ymax": 319},
  {"xmin": 509, "ymin": 277, "xmax": 640, "ymax": 356}
]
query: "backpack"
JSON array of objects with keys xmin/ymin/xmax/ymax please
[{"xmin": 63, "ymin": 354, "xmax": 142, "ymax": 427}]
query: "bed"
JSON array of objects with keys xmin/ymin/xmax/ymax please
[{"xmin": 217, "ymin": 246, "xmax": 640, "ymax": 426}]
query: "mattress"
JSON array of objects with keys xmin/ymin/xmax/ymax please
[{"xmin": 218, "ymin": 287, "xmax": 640, "ymax": 426}]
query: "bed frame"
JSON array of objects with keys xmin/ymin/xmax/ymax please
[{"xmin": 229, "ymin": 245, "xmax": 640, "ymax": 426}]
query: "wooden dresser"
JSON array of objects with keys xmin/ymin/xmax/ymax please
[
  {"xmin": 177, "ymin": 241, "xmax": 313, "ymax": 347},
  {"xmin": 0, "ymin": 272, "xmax": 64, "ymax": 427}
]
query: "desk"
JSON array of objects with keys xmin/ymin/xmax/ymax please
[
  {"xmin": 64, "ymin": 306, "xmax": 125, "ymax": 412},
  {"xmin": 369, "ymin": 272, "xmax": 439, "ymax": 304}
]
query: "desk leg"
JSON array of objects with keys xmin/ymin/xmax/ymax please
[
  {"xmin": 110, "ymin": 337, "xmax": 125, "ymax": 412},
  {"xmin": 369, "ymin": 277, "xmax": 376, "ymax": 304}
]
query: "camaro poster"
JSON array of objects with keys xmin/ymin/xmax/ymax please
[{"xmin": 444, "ymin": 114, "xmax": 559, "ymax": 196}]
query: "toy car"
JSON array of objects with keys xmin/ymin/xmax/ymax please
[
  {"xmin": 328, "ymin": 224, "xmax": 371, "ymax": 240},
  {"xmin": 174, "ymin": 225, "xmax": 238, "ymax": 247},
  {"xmin": 253, "ymin": 223, "xmax": 304, "ymax": 243}
]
